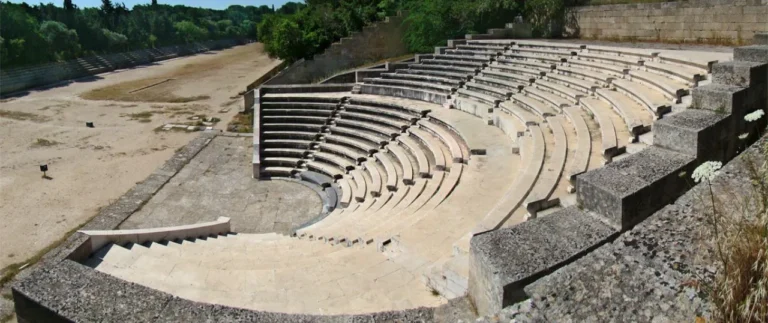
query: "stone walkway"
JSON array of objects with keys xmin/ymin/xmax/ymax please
[{"xmin": 119, "ymin": 136, "xmax": 321, "ymax": 234}]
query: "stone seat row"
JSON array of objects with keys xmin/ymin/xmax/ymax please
[
  {"xmin": 469, "ymin": 39, "xmax": 709, "ymax": 84},
  {"xmin": 455, "ymin": 41, "xmax": 693, "ymax": 111}
]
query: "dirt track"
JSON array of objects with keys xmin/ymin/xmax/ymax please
[{"xmin": 0, "ymin": 43, "xmax": 280, "ymax": 271}]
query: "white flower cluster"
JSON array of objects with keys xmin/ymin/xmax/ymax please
[
  {"xmin": 744, "ymin": 109, "xmax": 765, "ymax": 122},
  {"xmin": 692, "ymin": 161, "xmax": 723, "ymax": 183}
]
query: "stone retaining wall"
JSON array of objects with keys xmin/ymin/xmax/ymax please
[
  {"xmin": 1, "ymin": 39, "xmax": 241, "ymax": 96},
  {"xmin": 570, "ymin": 0, "xmax": 768, "ymax": 44},
  {"xmin": 265, "ymin": 13, "xmax": 408, "ymax": 85}
]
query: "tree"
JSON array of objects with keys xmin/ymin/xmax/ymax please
[
  {"xmin": 63, "ymin": 0, "xmax": 75, "ymax": 11},
  {"xmin": 39, "ymin": 20, "xmax": 80, "ymax": 60},
  {"xmin": 173, "ymin": 20, "xmax": 208, "ymax": 43},
  {"xmin": 100, "ymin": 0, "xmax": 114, "ymax": 28},
  {"xmin": 0, "ymin": 1, "xmax": 271, "ymax": 68},
  {"xmin": 267, "ymin": 18, "xmax": 305, "ymax": 61},
  {"xmin": 277, "ymin": 2, "xmax": 304, "ymax": 15},
  {"xmin": 102, "ymin": 28, "xmax": 127, "ymax": 50}
]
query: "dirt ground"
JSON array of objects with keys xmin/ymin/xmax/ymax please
[{"xmin": 0, "ymin": 43, "xmax": 281, "ymax": 271}]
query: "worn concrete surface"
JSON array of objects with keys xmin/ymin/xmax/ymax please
[{"xmin": 119, "ymin": 136, "xmax": 321, "ymax": 234}]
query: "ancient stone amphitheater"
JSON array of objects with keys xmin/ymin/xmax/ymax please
[{"xmin": 11, "ymin": 26, "xmax": 768, "ymax": 322}]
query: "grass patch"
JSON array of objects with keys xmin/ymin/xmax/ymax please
[
  {"xmin": 0, "ymin": 110, "xmax": 51, "ymax": 123},
  {"xmin": 579, "ymin": 0, "xmax": 679, "ymax": 5},
  {"xmin": 81, "ymin": 78, "xmax": 210, "ymax": 103},
  {"xmin": 30, "ymin": 138, "xmax": 61, "ymax": 148},
  {"xmin": 125, "ymin": 111, "xmax": 154, "ymax": 123},
  {"xmin": 0, "ymin": 217, "xmax": 92, "ymax": 288},
  {"xmin": 227, "ymin": 112, "xmax": 253, "ymax": 133},
  {"xmin": 167, "ymin": 95, "xmax": 210, "ymax": 103},
  {"xmin": 693, "ymin": 137, "xmax": 768, "ymax": 321}
]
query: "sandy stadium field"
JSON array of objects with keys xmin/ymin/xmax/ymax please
[{"xmin": 0, "ymin": 43, "xmax": 280, "ymax": 271}]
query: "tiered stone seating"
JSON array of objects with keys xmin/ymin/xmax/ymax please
[
  {"xmin": 78, "ymin": 36, "xmax": 717, "ymax": 317},
  {"xmin": 84, "ymin": 233, "xmax": 442, "ymax": 314}
]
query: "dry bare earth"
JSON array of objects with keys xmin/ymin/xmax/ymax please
[{"xmin": 0, "ymin": 43, "xmax": 281, "ymax": 271}]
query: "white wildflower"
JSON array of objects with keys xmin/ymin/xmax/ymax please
[
  {"xmin": 738, "ymin": 133, "xmax": 749, "ymax": 140},
  {"xmin": 692, "ymin": 161, "xmax": 723, "ymax": 183},
  {"xmin": 744, "ymin": 109, "xmax": 765, "ymax": 122}
]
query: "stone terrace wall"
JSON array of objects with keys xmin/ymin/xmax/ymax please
[
  {"xmin": 570, "ymin": 0, "xmax": 768, "ymax": 44},
  {"xmin": 265, "ymin": 13, "xmax": 408, "ymax": 85},
  {"xmin": 0, "ymin": 39, "xmax": 241, "ymax": 96}
]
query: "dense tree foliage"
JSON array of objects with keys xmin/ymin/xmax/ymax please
[
  {"xmin": 257, "ymin": 0, "xmax": 398, "ymax": 63},
  {"xmin": 1, "ymin": 0, "xmax": 571, "ymax": 68},
  {"xmin": 0, "ymin": 1, "xmax": 274, "ymax": 68},
  {"xmin": 257, "ymin": 0, "xmax": 567, "ymax": 63},
  {"xmin": 402, "ymin": 0, "xmax": 523, "ymax": 53}
]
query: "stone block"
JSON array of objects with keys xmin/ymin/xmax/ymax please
[
  {"xmin": 468, "ymin": 206, "xmax": 617, "ymax": 316},
  {"xmin": 712, "ymin": 61, "xmax": 768, "ymax": 88},
  {"xmin": 754, "ymin": 33, "xmax": 768, "ymax": 45},
  {"xmin": 13, "ymin": 260, "xmax": 173, "ymax": 322},
  {"xmin": 469, "ymin": 207, "xmax": 617, "ymax": 315},
  {"xmin": 243, "ymin": 89, "xmax": 255, "ymax": 113},
  {"xmin": 692, "ymin": 84, "xmax": 749, "ymax": 115},
  {"xmin": 576, "ymin": 146, "xmax": 696, "ymax": 230},
  {"xmin": 734, "ymin": 45, "xmax": 768, "ymax": 63},
  {"xmin": 653, "ymin": 109, "xmax": 734, "ymax": 162}
]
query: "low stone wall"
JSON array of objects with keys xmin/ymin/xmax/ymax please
[
  {"xmin": 469, "ymin": 36, "xmax": 768, "ymax": 317},
  {"xmin": 246, "ymin": 61, "xmax": 288, "ymax": 91},
  {"xmin": 80, "ymin": 217, "xmax": 231, "ymax": 252},
  {"xmin": 1, "ymin": 39, "xmax": 241, "ymax": 96},
  {"xmin": 265, "ymin": 13, "xmax": 408, "ymax": 85},
  {"xmin": 570, "ymin": 0, "xmax": 768, "ymax": 44}
]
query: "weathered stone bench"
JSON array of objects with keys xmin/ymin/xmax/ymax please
[
  {"xmin": 594, "ymin": 88, "xmax": 648, "ymax": 136},
  {"xmin": 396, "ymin": 68, "xmax": 471, "ymax": 81},
  {"xmin": 562, "ymin": 106, "xmax": 591, "ymax": 182},
  {"xmin": 612, "ymin": 79, "xmax": 672, "ymax": 117},
  {"xmin": 523, "ymin": 115, "xmax": 567, "ymax": 218},
  {"xmin": 380, "ymin": 72, "xmax": 459, "ymax": 87},
  {"xmin": 375, "ymin": 151, "xmax": 399, "ymax": 191},
  {"xmin": 407, "ymin": 127, "xmax": 447, "ymax": 171},
  {"xmin": 397, "ymin": 134, "xmax": 431, "ymax": 178},
  {"xmin": 472, "ymin": 124, "xmax": 545, "ymax": 233},
  {"xmin": 418, "ymin": 120, "xmax": 465, "ymax": 163},
  {"xmin": 359, "ymin": 83, "xmax": 449, "ymax": 105},
  {"xmin": 518, "ymin": 88, "xmax": 569, "ymax": 113},
  {"xmin": 512, "ymin": 92, "xmax": 560, "ymax": 117},
  {"xmin": 364, "ymin": 77, "xmax": 454, "ymax": 94},
  {"xmin": 387, "ymin": 144, "xmax": 416, "ymax": 185},
  {"xmin": 261, "ymin": 130, "xmax": 320, "ymax": 141},
  {"xmin": 577, "ymin": 98, "xmax": 620, "ymax": 159},
  {"xmin": 464, "ymin": 81, "xmax": 513, "ymax": 100},
  {"xmin": 323, "ymin": 134, "xmax": 379, "ymax": 155},
  {"xmin": 261, "ymin": 108, "xmax": 332, "ymax": 117}
]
